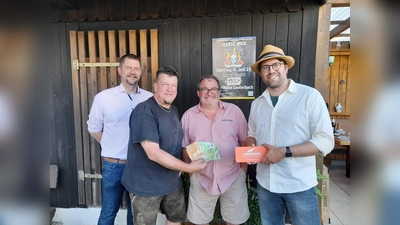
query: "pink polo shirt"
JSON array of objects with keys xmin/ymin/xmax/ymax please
[{"xmin": 181, "ymin": 101, "xmax": 248, "ymax": 195}]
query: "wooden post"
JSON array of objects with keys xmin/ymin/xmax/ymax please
[{"xmin": 315, "ymin": 3, "xmax": 331, "ymax": 224}]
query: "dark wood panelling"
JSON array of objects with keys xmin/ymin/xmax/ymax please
[
  {"xmin": 299, "ymin": 3, "xmax": 319, "ymax": 87},
  {"xmin": 50, "ymin": 8, "xmax": 321, "ymax": 206},
  {"xmin": 287, "ymin": 11, "xmax": 303, "ymax": 82},
  {"xmin": 50, "ymin": 23, "xmax": 79, "ymax": 207},
  {"xmin": 271, "ymin": 0, "xmax": 287, "ymax": 13},
  {"xmin": 188, "ymin": 17, "xmax": 203, "ymax": 110},
  {"xmin": 287, "ymin": 0, "xmax": 304, "ymax": 12},
  {"xmin": 251, "ymin": 14, "xmax": 264, "ymax": 96},
  {"xmin": 109, "ymin": 0, "xmax": 124, "ymax": 20},
  {"xmin": 179, "ymin": 18, "xmax": 191, "ymax": 113},
  {"xmin": 124, "ymin": 0, "xmax": 138, "ymax": 20},
  {"xmin": 51, "ymin": 0, "xmax": 324, "ymax": 23}
]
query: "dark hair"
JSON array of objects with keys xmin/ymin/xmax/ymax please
[
  {"xmin": 258, "ymin": 58, "xmax": 287, "ymax": 72},
  {"xmin": 197, "ymin": 75, "xmax": 221, "ymax": 90},
  {"xmin": 119, "ymin": 54, "xmax": 141, "ymax": 67},
  {"xmin": 155, "ymin": 66, "xmax": 179, "ymax": 81}
]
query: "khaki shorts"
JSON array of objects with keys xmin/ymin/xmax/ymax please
[
  {"xmin": 129, "ymin": 183, "xmax": 186, "ymax": 225},
  {"xmin": 187, "ymin": 169, "xmax": 250, "ymax": 224}
]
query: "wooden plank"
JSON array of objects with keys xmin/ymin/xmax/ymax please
[
  {"xmin": 330, "ymin": 17, "xmax": 350, "ymax": 39},
  {"xmin": 234, "ymin": 0, "xmax": 251, "ymax": 15},
  {"xmin": 181, "ymin": 0, "xmax": 193, "ymax": 17},
  {"xmin": 271, "ymin": 0, "xmax": 286, "ymax": 13},
  {"xmin": 180, "ymin": 18, "xmax": 191, "ymax": 112},
  {"xmin": 119, "ymin": 30, "xmax": 127, "ymax": 57},
  {"xmin": 76, "ymin": 0, "xmax": 90, "ymax": 22},
  {"xmin": 315, "ymin": 4, "xmax": 331, "ymax": 101},
  {"xmin": 138, "ymin": 0, "xmax": 150, "ymax": 19},
  {"xmin": 251, "ymin": 0, "xmax": 261, "ymax": 13},
  {"xmin": 98, "ymin": 31, "xmax": 108, "ymax": 91},
  {"xmin": 140, "ymin": 30, "xmax": 150, "ymax": 91},
  {"xmin": 78, "ymin": 31, "xmax": 92, "ymax": 206},
  {"xmin": 205, "ymin": 0, "xmax": 219, "ymax": 16},
  {"xmin": 201, "ymin": 16, "xmax": 212, "ymax": 76},
  {"xmin": 251, "ymin": 14, "xmax": 263, "ymax": 96},
  {"xmin": 220, "ymin": 0, "xmax": 233, "ymax": 16},
  {"xmin": 225, "ymin": 15, "xmax": 238, "ymax": 37},
  {"xmin": 299, "ymin": 4, "xmax": 319, "ymax": 87},
  {"xmin": 275, "ymin": 13, "xmax": 289, "ymax": 51},
  {"xmin": 170, "ymin": 0, "xmax": 181, "ymax": 17},
  {"xmin": 69, "ymin": 30, "xmax": 86, "ymax": 205},
  {"xmin": 260, "ymin": 0, "xmax": 272, "ymax": 13},
  {"xmin": 345, "ymin": 56, "xmax": 350, "ymax": 115},
  {"xmin": 189, "ymin": 17, "xmax": 202, "ymax": 106},
  {"xmin": 96, "ymin": 0, "xmax": 108, "ymax": 21},
  {"xmin": 88, "ymin": 31, "xmax": 101, "ymax": 206},
  {"xmin": 330, "ymin": 51, "xmax": 350, "ymax": 55},
  {"xmin": 108, "ymin": 31, "xmax": 118, "ymax": 87},
  {"xmin": 124, "ymin": 0, "xmax": 139, "ymax": 20},
  {"xmin": 193, "ymin": 0, "xmax": 205, "ymax": 17},
  {"xmin": 109, "ymin": 0, "xmax": 124, "ymax": 20},
  {"xmin": 328, "ymin": 54, "xmax": 339, "ymax": 113},
  {"xmin": 326, "ymin": 0, "xmax": 350, "ymax": 6},
  {"xmin": 287, "ymin": 11, "xmax": 303, "ymax": 83},
  {"xmin": 286, "ymin": 0, "xmax": 303, "ymax": 12},
  {"xmin": 337, "ymin": 55, "xmax": 348, "ymax": 113},
  {"xmin": 149, "ymin": 0, "xmax": 159, "ymax": 19},
  {"xmin": 129, "ymin": 30, "xmax": 137, "ymax": 55},
  {"xmin": 150, "ymin": 29, "xmax": 159, "ymax": 92}
]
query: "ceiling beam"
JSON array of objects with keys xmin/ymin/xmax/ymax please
[
  {"xmin": 331, "ymin": 20, "xmax": 344, "ymax": 25},
  {"xmin": 50, "ymin": 0, "xmax": 78, "ymax": 9},
  {"xmin": 327, "ymin": 0, "xmax": 350, "ymax": 7},
  {"xmin": 330, "ymin": 17, "xmax": 350, "ymax": 39}
]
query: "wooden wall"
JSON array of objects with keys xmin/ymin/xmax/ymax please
[
  {"xmin": 327, "ymin": 50, "xmax": 350, "ymax": 119},
  {"xmin": 50, "ymin": 4, "xmax": 320, "ymax": 207}
]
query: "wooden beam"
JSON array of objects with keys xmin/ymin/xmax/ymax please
[
  {"xmin": 330, "ymin": 17, "xmax": 350, "ymax": 39},
  {"xmin": 327, "ymin": 0, "xmax": 350, "ymax": 6},
  {"xmin": 50, "ymin": 0, "xmax": 78, "ymax": 9}
]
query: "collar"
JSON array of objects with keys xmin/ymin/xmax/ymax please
[
  {"xmin": 118, "ymin": 83, "xmax": 141, "ymax": 94},
  {"xmin": 195, "ymin": 100, "xmax": 225, "ymax": 113},
  {"xmin": 261, "ymin": 79, "xmax": 297, "ymax": 99}
]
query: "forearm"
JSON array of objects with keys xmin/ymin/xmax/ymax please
[
  {"xmin": 89, "ymin": 131, "xmax": 102, "ymax": 143},
  {"xmin": 149, "ymin": 149, "xmax": 192, "ymax": 172},
  {"xmin": 288, "ymin": 141, "xmax": 321, "ymax": 157}
]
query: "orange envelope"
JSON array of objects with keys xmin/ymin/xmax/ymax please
[{"xmin": 235, "ymin": 146, "xmax": 268, "ymax": 163}]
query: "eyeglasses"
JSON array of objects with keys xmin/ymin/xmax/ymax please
[
  {"xmin": 260, "ymin": 62, "xmax": 284, "ymax": 72},
  {"xmin": 198, "ymin": 87, "xmax": 220, "ymax": 94}
]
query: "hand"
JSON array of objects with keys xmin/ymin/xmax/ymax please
[
  {"xmin": 189, "ymin": 159, "xmax": 207, "ymax": 173},
  {"xmin": 260, "ymin": 144, "xmax": 285, "ymax": 165}
]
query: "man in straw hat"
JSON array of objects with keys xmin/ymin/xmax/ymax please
[{"xmin": 246, "ymin": 44, "xmax": 334, "ymax": 225}]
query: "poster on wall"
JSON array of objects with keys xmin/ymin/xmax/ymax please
[{"xmin": 212, "ymin": 36, "xmax": 256, "ymax": 99}]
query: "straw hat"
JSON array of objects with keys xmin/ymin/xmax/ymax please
[{"xmin": 251, "ymin": 44, "xmax": 295, "ymax": 74}]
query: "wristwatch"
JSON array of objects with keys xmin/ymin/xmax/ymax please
[{"xmin": 285, "ymin": 146, "xmax": 292, "ymax": 157}]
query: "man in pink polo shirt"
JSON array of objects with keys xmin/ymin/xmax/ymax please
[{"xmin": 181, "ymin": 75, "xmax": 250, "ymax": 225}]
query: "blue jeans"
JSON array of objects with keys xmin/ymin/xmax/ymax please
[
  {"xmin": 98, "ymin": 159, "xmax": 133, "ymax": 225},
  {"xmin": 257, "ymin": 182, "xmax": 320, "ymax": 225}
]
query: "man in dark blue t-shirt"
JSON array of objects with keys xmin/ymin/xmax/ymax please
[{"xmin": 121, "ymin": 66, "xmax": 207, "ymax": 225}]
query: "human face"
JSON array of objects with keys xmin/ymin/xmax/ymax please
[
  {"xmin": 197, "ymin": 78, "xmax": 220, "ymax": 108},
  {"xmin": 153, "ymin": 73, "xmax": 178, "ymax": 107},
  {"xmin": 118, "ymin": 58, "xmax": 141, "ymax": 87},
  {"xmin": 259, "ymin": 58, "xmax": 288, "ymax": 90}
]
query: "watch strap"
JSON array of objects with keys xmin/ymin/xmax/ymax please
[{"xmin": 285, "ymin": 146, "xmax": 292, "ymax": 157}]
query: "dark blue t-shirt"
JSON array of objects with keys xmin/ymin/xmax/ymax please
[{"xmin": 121, "ymin": 97, "xmax": 183, "ymax": 196}]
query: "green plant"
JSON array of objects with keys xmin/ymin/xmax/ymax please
[
  {"xmin": 243, "ymin": 175, "xmax": 261, "ymax": 225},
  {"xmin": 316, "ymin": 169, "xmax": 328, "ymax": 198}
]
